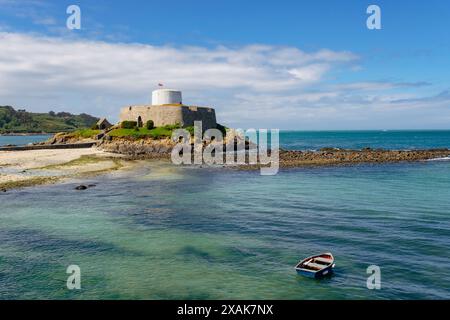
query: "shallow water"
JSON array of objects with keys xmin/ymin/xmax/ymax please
[
  {"xmin": 1, "ymin": 160, "xmax": 449, "ymax": 299},
  {"xmin": 0, "ymin": 135, "xmax": 51, "ymax": 147}
]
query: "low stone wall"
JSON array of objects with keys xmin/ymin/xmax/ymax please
[{"xmin": 0, "ymin": 142, "xmax": 97, "ymax": 152}]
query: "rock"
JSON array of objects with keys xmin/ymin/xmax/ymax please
[
  {"xmin": 75, "ymin": 185, "xmax": 88, "ymax": 190},
  {"xmin": 1, "ymin": 188, "xmax": 7, "ymax": 192},
  {"xmin": 87, "ymin": 184, "xmax": 96, "ymax": 188},
  {"xmin": 319, "ymin": 147, "xmax": 339, "ymax": 152}
]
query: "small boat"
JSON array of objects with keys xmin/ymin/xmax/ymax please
[{"xmin": 295, "ymin": 252, "xmax": 335, "ymax": 278}]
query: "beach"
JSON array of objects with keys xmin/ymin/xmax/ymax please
[{"xmin": 0, "ymin": 148, "xmax": 127, "ymax": 190}]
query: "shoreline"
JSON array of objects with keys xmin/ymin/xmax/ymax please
[
  {"xmin": 1, "ymin": 144, "xmax": 449, "ymax": 191},
  {"xmin": 0, "ymin": 133, "xmax": 54, "ymax": 136}
]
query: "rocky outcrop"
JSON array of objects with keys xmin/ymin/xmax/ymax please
[
  {"xmin": 276, "ymin": 148, "xmax": 450, "ymax": 167},
  {"xmin": 98, "ymin": 134, "xmax": 255, "ymax": 159},
  {"xmin": 44, "ymin": 132, "xmax": 95, "ymax": 145},
  {"xmin": 99, "ymin": 136, "xmax": 450, "ymax": 167},
  {"xmin": 99, "ymin": 138, "xmax": 175, "ymax": 158}
]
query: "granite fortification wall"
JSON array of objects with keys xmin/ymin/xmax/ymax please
[{"xmin": 119, "ymin": 105, "xmax": 217, "ymax": 129}]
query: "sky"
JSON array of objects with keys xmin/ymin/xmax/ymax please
[{"xmin": 0, "ymin": 0, "xmax": 449, "ymax": 129}]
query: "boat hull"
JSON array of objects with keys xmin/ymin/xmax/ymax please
[
  {"xmin": 296, "ymin": 265, "xmax": 334, "ymax": 278},
  {"xmin": 295, "ymin": 252, "xmax": 335, "ymax": 279}
]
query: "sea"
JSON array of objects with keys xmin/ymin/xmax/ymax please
[
  {"xmin": 1, "ymin": 131, "xmax": 449, "ymax": 299},
  {"xmin": 0, "ymin": 134, "xmax": 51, "ymax": 147}
]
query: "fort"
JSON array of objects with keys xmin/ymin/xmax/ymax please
[{"xmin": 119, "ymin": 89, "xmax": 217, "ymax": 130}]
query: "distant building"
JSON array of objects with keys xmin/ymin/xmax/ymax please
[
  {"xmin": 96, "ymin": 118, "xmax": 112, "ymax": 130},
  {"xmin": 119, "ymin": 89, "xmax": 217, "ymax": 130}
]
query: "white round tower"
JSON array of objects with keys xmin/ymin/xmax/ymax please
[{"xmin": 152, "ymin": 89, "xmax": 182, "ymax": 105}]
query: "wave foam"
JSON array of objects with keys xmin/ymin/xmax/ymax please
[{"xmin": 427, "ymin": 156, "xmax": 450, "ymax": 161}]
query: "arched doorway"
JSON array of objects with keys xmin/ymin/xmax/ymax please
[{"xmin": 137, "ymin": 116, "xmax": 143, "ymax": 127}]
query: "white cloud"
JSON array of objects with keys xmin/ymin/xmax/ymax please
[
  {"xmin": 0, "ymin": 32, "xmax": 356, "ymax": 120},
  {"xmin": 0, "ymin": 31, "xmax": 448, "ymax": 129},
  {"xmin": 333, "ymin": 81, "xmax": 431, "ymax": 91},
  {"xmin": 288, "ymin": 64, "xmax": 330, "ymax": 82}
]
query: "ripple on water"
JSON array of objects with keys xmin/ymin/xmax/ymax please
[{"xmin": 1, "ymin": 160, "xmax": 450, "ymax": 299}]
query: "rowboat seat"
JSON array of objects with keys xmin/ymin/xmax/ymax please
[
  {"xmin": 302, "ymin": 262, "xmax": 324, "ymax": 270},
  {"xmin": 314, "ymin": 257, "xmax": 333, "ymax": 264}
]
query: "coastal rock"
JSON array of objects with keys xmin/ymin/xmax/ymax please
[
  {"xmin": 75, "ymin": 185, "xmax": 88, "ymax": 190},
  {"xmin": 274, "ymin": 149, "xmax": 450, "ymax": 168},
  {"xmin": 98, "ymin": 136, "xmax": 450, "ymax": 168},
  {"xmin": 100, "ymin": 137, "xmax": 176, "ymax": 158}
]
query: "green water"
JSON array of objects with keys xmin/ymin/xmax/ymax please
[{"xmin": 1, "ymin": 160, "xmax": 450, "ymax": 299}]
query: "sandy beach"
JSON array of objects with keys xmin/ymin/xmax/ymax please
[{"xmin": 0, "ymin": 148, "xmax": 127, "ymax": 190}]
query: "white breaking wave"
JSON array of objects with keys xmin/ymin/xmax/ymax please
[{"xmin": 426, "ymin": 156, "xmax": 450, "ymax": 161}]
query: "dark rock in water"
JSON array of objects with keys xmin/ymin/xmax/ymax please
[
  {"xmin": 87, "ymin": 184, "xmax": 96, "ymax": 188},
  {"xmin": 1, "ymin": 188, "xmax": 7, "ymax": 192},
  {"xmin": 75, "ymin": 185, "xmax": 88, "ymax": 190}
]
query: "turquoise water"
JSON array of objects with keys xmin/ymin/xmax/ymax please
[
  {"xmin": 1, "ymin": 131, "xmax": 449, "ymax": 150},
  {"xmin": 0, "ymin": 135, "xmax": 51, "ymax": 147},
  {"xmin": 1, "ymin": 160, "xmax": 450, "ymax": 299},
  {"xmin": 1, "ymin": 131, "xmax": 450, "ymax": 299},
  {"xmin": 279, "ymin": 130, "xmax": 450, "ymax": 150}
]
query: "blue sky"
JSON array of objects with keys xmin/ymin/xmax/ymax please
[{"xmin": 0, "ymin": 0, "xmax": 449, "ymax": 129}]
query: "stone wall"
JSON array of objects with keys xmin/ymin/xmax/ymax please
[{"xmin": 119, "ymin": 105, "xmax": 217, "ymax": 130}]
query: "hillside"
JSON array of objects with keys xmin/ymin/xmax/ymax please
[{"xmin": 0, "ymin": 106, "xmax": 99, "ymax": 133}]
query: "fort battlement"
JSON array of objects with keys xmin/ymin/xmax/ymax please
[{"xmin": 119, "ymin": 89, "xmax": 217, "ymax": 130}]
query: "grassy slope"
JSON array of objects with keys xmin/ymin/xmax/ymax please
[
  {"xmin": 108, "ymin": 127, "xmax": 175, "ymax": 139},
  {"xmin": 66, "ymin": 129, "xmax": 102, "ymax": 139},
  {"xmin": 108, "ymin": 124, "xmax": 224, "ymax": 140}
]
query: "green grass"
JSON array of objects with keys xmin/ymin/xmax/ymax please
[
  {"xmin": 0, "ymin": 176, "xmax": 60, "ymax": 191},
  {"xmin": 39, "ymin": 155, "xmax": 106, "ymax": 169},
  {"xmin": 108, "ymin": 124, "xmax": 224, "ymax": 140},
  {"xmin": 69, "ymin": 129, "xmax": 101, "ymax": 139},
  {"xmin": 109, "ymin": 126, "xmax": 181, "ymax": 139}
]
